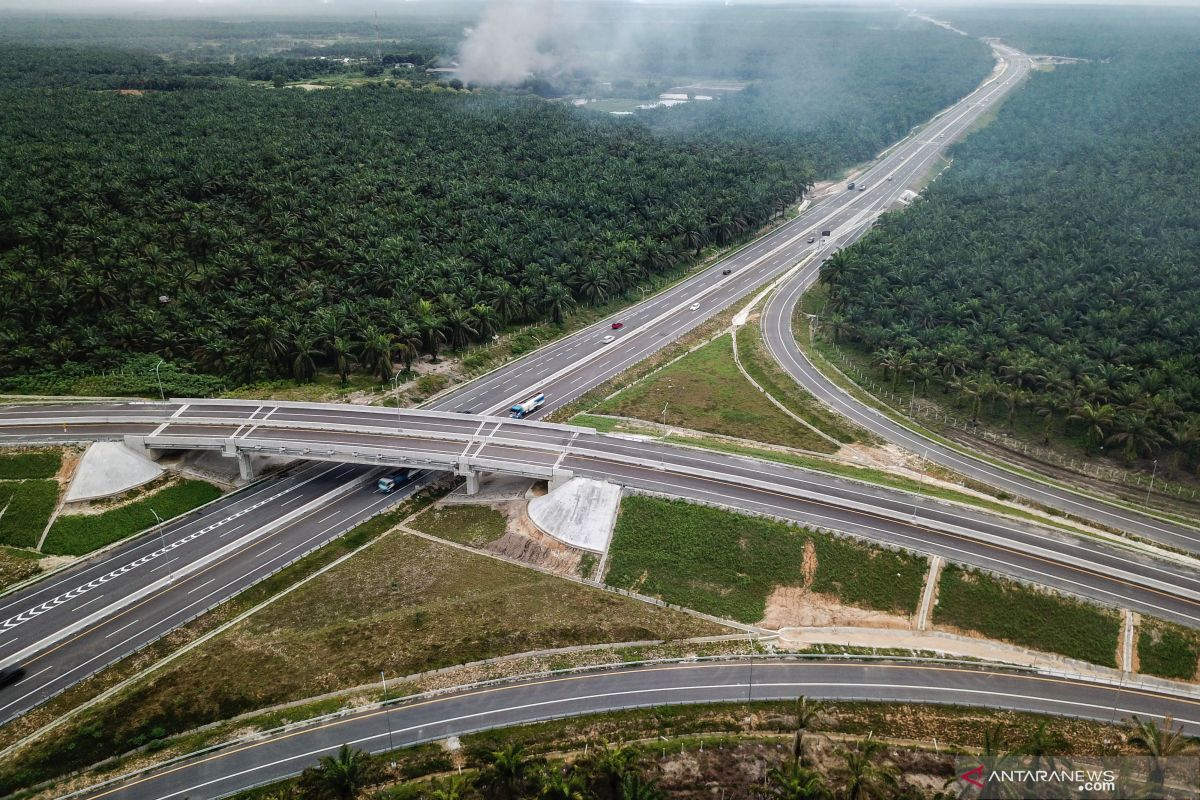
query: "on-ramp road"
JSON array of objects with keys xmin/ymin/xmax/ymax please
[{"xmin": 78, "ymin": 659, "xmax": 1200, "ymax": 800}]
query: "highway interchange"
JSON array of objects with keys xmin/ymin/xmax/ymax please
[{"xmin": 0, "ymin": 35, "xmax": 1196, "ymax": 800}]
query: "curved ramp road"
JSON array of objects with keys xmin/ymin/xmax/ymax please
[
  {"xmin": 77, "ymin": 660, "xmax": 1200, "ymax": 800},
  {"xmin": 3, "ymin": 401, "xmax": 1200, "ymax": 631},
  {"xmin": 427, "ymin": 45, "xmax": 1032, "ymax": 422}
]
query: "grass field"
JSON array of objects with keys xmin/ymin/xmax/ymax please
[
  {"xmin": 0, "ymin": 546, "xmax": 42, "ymax": 590},
  {"xmin": 934, "ymin": 564, "xmax": 1121, "ymax": 667},
  {"xmin": 3, "ymin": 531, "xmax": 723, "ymax": 788},
  {"xmin": 594, "ymin": 333, "xmax": 838, "ymax": 453},
  {"xmin": 408, "ymin": 504, "xmax": 508, "ymax": 547},
  {"xmin": 605, "ymin": 495, "xmax": 927, "ymax": 622},
  {"xmin": 1137, "ymin": 618, "xmax": 1200, "ymax": 681},
  {"xmin": 735, "ymin": 323, "xmax": 861, "ymax": 444},
  {"xmin": 41, "ymin": 479, "xmax": 222, "ymax": 556},
  {"xmin": 0, "ymin": 449, "xmax": 62, "ymax": 480},
  {"xmin": 0, "ymin": 480, "xmax": 59, "ymax": 548}
]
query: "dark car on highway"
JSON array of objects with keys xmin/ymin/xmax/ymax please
[
  {"xmin": 611, "ymin": 322, "xmax": 624, "ymax": 329},
  {"xmin": 0, "ymin": 665, "xmax": 25, "ymax": 688},
  {"xmin": 722, "ymin": 268, "xmax": 732, "ymax": 275}
]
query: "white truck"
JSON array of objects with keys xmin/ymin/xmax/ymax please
[{"xmin": 509, "ymin": 393, "xmax": 546, "ymax": 419}]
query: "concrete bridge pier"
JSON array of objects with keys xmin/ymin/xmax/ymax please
[
  {"xmin": 463, "ymin": 470, "xmax": 480, "ymax": 496},
  {"xmin": 236, "ymin": 453, "xmax": 255, "ymax": 481},
  {"xmin": 122, "ymin": 435, "xmax": 163, "ymax": 461},
  {"xmin": 549, "ymin": 469, "xmax": 574, "ymax": 492}
]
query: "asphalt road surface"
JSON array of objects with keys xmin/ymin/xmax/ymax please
[
  {"xmin": 4, "ymin": 402, "xmax": 1199, "ymax": 632},
  {"xmin": 428, "ymin": 45, "xmax": 1032, "ymax": 422},
  {"xmin": 78, "ymin": 659, "xmax": 1200, "ymax": 800},
  {"xmin": 0, "ymin": 458, "xmax": 423, "ymax": 723}
]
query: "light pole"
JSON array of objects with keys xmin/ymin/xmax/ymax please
[
  {"xmin": 392, "ymin": 371, "xmax": 402, "ymax": 427},
  {"xmin": 153, "ymin": 359, "xmax": 165, "ymax": 402},
  {"xmin": 150, "ymin": 507, "xmax": 174, "ymax": 582},
  {"xmin": 1146, "ymin": 459, "xmax": 1158, "ymax": 505},
  {"xmin": 661, "ymin": 402, "xmax": 669, "ymax": 427},
  {"xmin": 746, "ymin": 631, "xmax": 754, "ymax": 703},
  {"xmin": 381, "ymin": 671, "xmax": 396, "ymax": 765}
]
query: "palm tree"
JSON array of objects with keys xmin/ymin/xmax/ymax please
[
  {"xmin": 1018, "ymin": 722, "xmax": 1069, "ymax": 776},
  {"xmin": 1106, "ymin": 413, "xmax": 1165, "ymax": 463},
  {"xmin": 832, "ymin": 739, "xmax": 898, "ymax": 800},
  {"xmin": 618, "ymin": 772, "xmax": 665, "ymax": 800},
  {"xmin": 476, "ymin": 743, "xmax": 537, "ymax": 800},
  {"xmin": 1125, "ymin": 715, "xmax": 1195, "ymax": 789},
  {"xmin": 1068, "ymin": 401, "xmax": 1116, "ymax": 452},
  {"xmin": 430, "ymin": 773, "xmax": 475, "ymax": 800},
  {"xmin": 310, "ymin": 744, "xmax": 373, "ymax": 800},
  {"xmin": 758, "ymin": 762, "xmax": 829, "ymax": 799},
  {"xmin": 290, "ymin": 333, "xmax": 321, "ymax": 383},
  {"xmin": 586, "ymin": 741, "xmax": 638, "ymax": 799},
  {"xmin": 329, "ymin": 335, "xmax": 356, "ymax": 385},
  {"xmin": 535, "ymin": 765, "xmax": 589, "ymax": 800},
  {"xmin": 791, "ymin": 695, "xmax": 823, "ymax": 767},
  {"xmin": 543, "ymin": 283, "xmax": 576, "ymax": 325},
  {"xmin": 358, "ymin": 325, "xmax": 395, "ymax": 381}
]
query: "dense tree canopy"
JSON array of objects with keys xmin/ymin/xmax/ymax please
[
  {"xmin": 0, "ymin": 7, "xmax": 992, "ymax": 390},
  {"xmin": 821, "ymin": 9, "xmax": 1200, "ymax": 470}
]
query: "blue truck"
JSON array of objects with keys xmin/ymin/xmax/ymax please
[
  {"xmin": 377, "ymin": 470, "xmax": 415, "ymax": 494},
  {"xmin": 509, "ymin": 393, "xmax": 546, "ymax": 419}
]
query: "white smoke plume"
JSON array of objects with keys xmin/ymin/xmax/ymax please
[{"xmin": 457, "ymin": 0, "xmax": 562, "ymax": 86}]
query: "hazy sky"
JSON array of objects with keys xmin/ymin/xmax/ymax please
[{"xmin": 2, "ymin": 0, "xmax": 1200, "ymax": 13}]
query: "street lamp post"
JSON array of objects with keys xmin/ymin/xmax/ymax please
[
  {"xmin": 153, "ymin": 359, "xmax": 165, "ymax": 402},
  {"xmin": 381, "ymin": 671, "xmax": 396, "ymax": 765},
  {"xmin": 150, "ymin": 507, "xmax": 174, "ymax": 583},
  {"xmin": 392, "ymin": 371, "xmax": 402, "ymax": 427},
  {"xmin": 1146, "ymin": 459, "xmax": 1158, "ymax": 505},
  {"xmin": 746, "ymin": 631, "xmax": 754, "ymax": 703}
]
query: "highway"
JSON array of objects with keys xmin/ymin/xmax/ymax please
[
  {"xmin": 0, "ymin": 35, "xmax": 1188, "ymax": 779},
  {"xmin": 77, "ymin": 659, "xmax": 1200, "ymax": 800},
  {"xmin": 0, "ymin": 42, "xmax": 1041, "ymax": 727},
  {"xmin": 0, "ymin": 457, "xmax": 422, "ymax": 724},
  {"xmin": 427, "ymin": 44, "xmax": 1033, "ymax": 421},
  {"xmin": 4, "ymin": 401, "xmax": 1200, "ymax": 635}
]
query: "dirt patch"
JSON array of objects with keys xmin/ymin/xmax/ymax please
[
  {"xmin": 485, "ymin": 503, "xmax": 584, "ymax": 575},
  {"xmin": 801, "ymin": 541, "xmax": 817, "ymax": 589},
  {"xmin": 759, "ymin": 586, "xmax": 913, "ymax": 630},
  {"xmin": 58, "ymin": 475, "xmax": 175, "ymax": 517}
]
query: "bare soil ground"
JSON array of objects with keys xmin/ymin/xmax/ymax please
[{"xmin": 760, "ymin": 586, "xmax": 914, "ymax": 630}]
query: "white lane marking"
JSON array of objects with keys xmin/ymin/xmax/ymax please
[
  {"xmin": 186, "ymin": 579, "xmax": 215, "ymax": 595},
  {"xmin": 103, "ymin": 618, "xmax": 140, "ymax": 639},
  {"xmin": 218, "ymin": 524, "xmax": 246, "ymax": 539}
]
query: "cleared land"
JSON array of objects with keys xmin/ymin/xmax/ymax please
[
  {"xmin": 934, "ymin": 564, "xmax": 1121, "ymax": 667},
  {"xmin": 41, "ymin": 478, "xmax": 222, "ymax": 556},
  {"xmin": 408, "ymin": 504, "xmax": 508, "ymax": 548},
  {"xmin": 605, "ymin": 495, "xmax": 927, "ymax": 622},
  {"xmin": 1137, "ymin": 618, "xmax": 1200, "ymax": 681},
  {"xmin": 595, "ymin": 333, "xmax": 838, "ymax": 453},
  {"xmin": 5, "ymin": 531, "xmax": 723, "ymax": 788}
]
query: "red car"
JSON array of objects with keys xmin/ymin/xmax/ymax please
[{"xmin": 611, "ymin": 322, "xmax": 624, "ymax": 330}]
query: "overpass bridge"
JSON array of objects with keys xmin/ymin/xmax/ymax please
[{"xmin": 3, "ymin": 399, "xmax": 1200, "ymax": 629}]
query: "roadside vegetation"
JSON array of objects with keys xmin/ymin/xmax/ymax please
[
  {"xmin": 595, "ymin": 333, "xmax": 838, "ymax": 453},
  {"xmin": 934, "ymin": 564, "xmax": 1121, "ymax": 667},
  {"xmin": 41, "ymin": 479, "xmax": 221, "ymax": 556},
  {"xmin": 408, "ymin": 504, "xmax": 508, "ymax": 548},
  {"xmin": 0, "ymin": 530, "xmax": 722, "ymax": 794},
  {"xmin": 735, "ymin": 322, "xmax": 862, "ymax": 444},
  {"xmin": 0, "ymin": 447, "xmax": 61, "ymax": 479},
  {"xmin": 0, "ymin": 545, "xmax": 42, "ymax": 590},
  {"xmin": 1137, "ymin": 618, "xmax": 1200, "ymax": 681},
  {"xmin": 815, "ymin": 9, "xmax": 1200, "ymax": 480},
  {"xmin": 0, "ymin": 479, "xmax": 58, "ymax": 549},
  {"xmin": 605, "ymin": 495, "xmax": 927, "ymax": 622},
  {"xmin": 231, "ymin": 701, "xmax": 1160, "ymax": 800}
]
